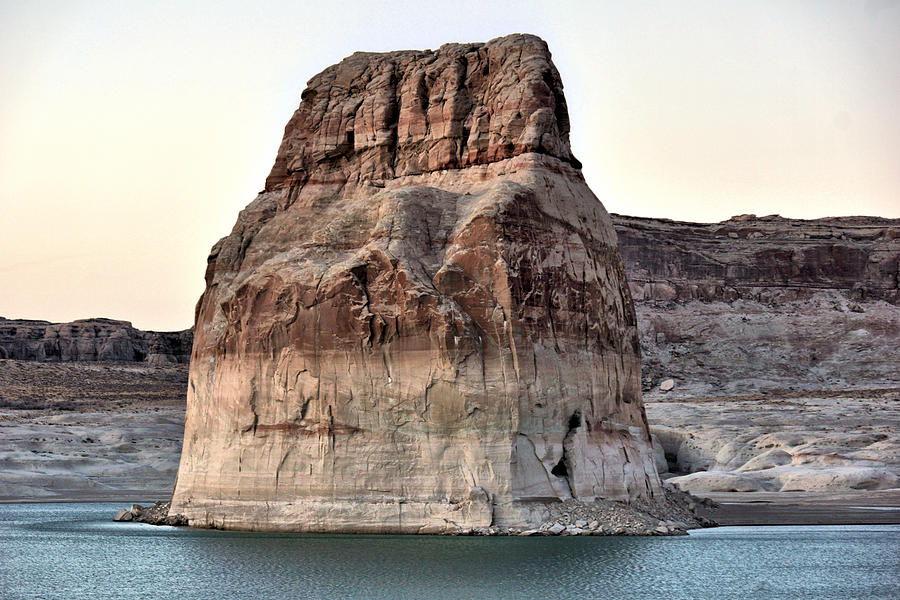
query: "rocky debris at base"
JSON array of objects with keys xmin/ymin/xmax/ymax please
[
  {"xmin": 113, "ymin": 501, "xmax": 186, "ymax": 526},
  {"xmin": 448, "ymin": 486, "xmax": 716, "ymax": 536},
  {"xmin": 113, "ymin": 508, "xmax": 132, "ymax": 522},
  {"xmin": 111, "ymin": 489, "xmax": 715, "ymax": 536}
]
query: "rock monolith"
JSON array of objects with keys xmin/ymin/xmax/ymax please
[{"xmin": 171, "ymin": 34, "xmax": 661, "ymax": 532}]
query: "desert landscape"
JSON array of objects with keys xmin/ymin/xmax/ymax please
[
  {"xmin": 3, "ymin": 4, "xmax": 899, "ymax": 598},
  {"xmin": 0, "ymin": 359, "xmax": 186, "ymax": 501},
  {"xmin": 3, "ymin": 211, "xmax": 897, "ymax": 525},
  {"xmin": 617, "ymin": 213, "xmax": 899, "ymax": 505}
]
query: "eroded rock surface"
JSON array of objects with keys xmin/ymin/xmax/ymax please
[
  {"xmin": 614, "ymin": 213, "xmax": 900, "ymax": 494},
  {"xmin": 615, "ymin": 213, "xmax": 899, "ymax": 306},
  {"xmin": 646, "ymin": 389, "xmax": 900, "ymax": 494},
  {"xmin": 0, "ymin": 317, "xmax": 192, "ymax": 364},
  {"xmin": 611, "ymin": 213, "xmax": 899, "ymax": 396},
  {"xmin": 171, "ymin": 34, "xmax": 661, "ymax": 533}
]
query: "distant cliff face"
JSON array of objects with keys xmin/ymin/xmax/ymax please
[
  {"xmin": 0, "ymin": 318, "xmax": 192, "ymax": 364},
  {"xmin": 612, "ymin": 214, "xmax": 900, "ymax": 397},
  {"xmin": 610, "ymin": 214, "xmax": 900, "ymax": 496},
  {"xmin": 171, "ymin": 34, "xmax": 660, "ymax": 533},
  {"xmin": 613, "ymin": 214, "xmax": 899, "ymax": 305}
]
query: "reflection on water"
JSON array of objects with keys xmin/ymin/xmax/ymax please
[{"xmin": 0, "ymin": 503, "xmax": 897, "ymax": 599}]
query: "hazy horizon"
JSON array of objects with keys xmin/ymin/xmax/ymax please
[{"xmin": 2, "ymin": 0, "xmax": 898, "ymax": 330}]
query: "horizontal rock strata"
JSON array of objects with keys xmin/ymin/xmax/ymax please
[
  {"xmin": 0, "ymin": 317, "xmax": 192, "ymax": 364},
  {"xmin": 171, "ymin": 34, "xmax": 662, "ymax": 533},
  {"xmin": 611, "ymin": 214, "xmax": 900, "ymax": 396},
  {"xmin": 615, "ymin": 214, "xmax": 900, "ymax": 493},
  {"xmin": 614, "ymin": 213, "xmax": 899, "ymax": 305}
]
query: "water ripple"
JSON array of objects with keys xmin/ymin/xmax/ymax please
[{"xmin": 0, "ymin": 504, "xmax": 897, "ymax": 600}]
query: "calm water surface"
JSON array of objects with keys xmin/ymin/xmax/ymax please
[{"xmin": 0, "ymin": 503, "xmax": 897, "ymax": 599}]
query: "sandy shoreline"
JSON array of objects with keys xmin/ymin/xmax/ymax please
[
  {"xmin": 0, "ymin": 492, "xmax": 173, "ymax": 504},
  {"xmin": 695, "ymin": 490, "xmax": 900, "ymax": 526}
]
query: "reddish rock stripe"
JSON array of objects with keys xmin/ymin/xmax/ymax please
[{"xmin": 242, "ymin": 421, "xmax": 363, "ymax": 436}]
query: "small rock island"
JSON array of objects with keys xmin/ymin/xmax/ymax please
[{"xmin": 169, "ymin": 34, "xmax": 701, "ymax": 533}]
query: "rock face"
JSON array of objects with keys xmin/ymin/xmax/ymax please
[
  {"xmin": 613, "ymin": 214, "xmax": 899, "ymax": 494},
  {"xmin": 171, "ymin": 34, "xmax": 660, "ymax": 533},
  {"xmin": 612, "ymin": 214, "xmax": 900, "ymax": 396},
  {"xmin": 614, "ymin": 213, "xmax": 899, "ymax": 306},
  {"xmin": 0, "ymin": 317, "xmax": 192, "ymax": 364},
  {"xmin": 646, "ymin": 389, "xmax": 900, "ymax": 494}
]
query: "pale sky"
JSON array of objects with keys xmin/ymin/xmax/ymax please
[{"xmin": 1, "ymin": 0, "xmax": 898, "ymax": 330}]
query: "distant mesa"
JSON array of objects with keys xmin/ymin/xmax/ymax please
[
  {"xmin": 0, "ymin": 317, "xmax": 192, "ymax": 364},
  {"xmin": 613, "ymin": 213, "xmax": 899, "ymax": 305},
  {"xmin": 170, "ymin": 33, "xmax": 665, "ymax": 533}
]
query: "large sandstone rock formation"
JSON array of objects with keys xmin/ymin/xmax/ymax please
[
  {"xmin": 171, "ymin": 34, "xmax": 660, "ymax": 532},
  {"xmin": 0, "ymin": 317, "xmax": 192, "ymax": 364}
]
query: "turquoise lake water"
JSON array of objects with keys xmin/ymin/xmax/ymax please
[{"xmin": 0, "ymin": 503, "xmax": 897, "ymax": 599}]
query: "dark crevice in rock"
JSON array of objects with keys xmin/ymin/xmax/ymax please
[
  {"xmin": 551, "ymin": 457, "xmax": 568, "ymax": 479},
  {"xmin": 664, "ymin": 451, "xmax": 682, "ymax": 474},
  {"xmin": 552, "ymin": 409, "xmax": 582, "ymax": 497}
]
